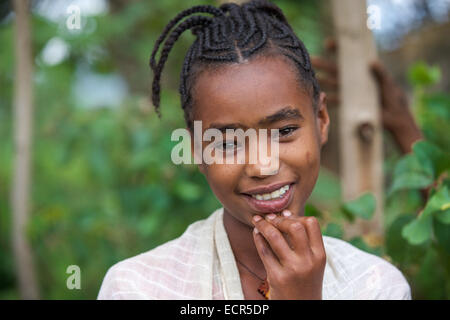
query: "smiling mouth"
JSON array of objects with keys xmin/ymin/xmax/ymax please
[
  {"xmin": 247, "ymin": 184, "xmax": 290, "ymax": 200},
  {"xmin": 241, "ymin": 183, "xmax": 295, "ymax": 213}
]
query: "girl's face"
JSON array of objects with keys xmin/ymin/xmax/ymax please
[{"xmin": 190, "ymin": 55, "xmax": 330, "ymax": 227}]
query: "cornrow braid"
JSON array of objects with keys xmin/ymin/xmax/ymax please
[{"xmin": 150, "ymin": 0, "xmax": 320, "ymax": 130}]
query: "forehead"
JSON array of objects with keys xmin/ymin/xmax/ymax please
[{"xmin": 192, "ymin": 55, "xmax": 313, "ymax": 128}]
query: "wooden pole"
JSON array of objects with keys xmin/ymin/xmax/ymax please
[
  {"xmin": 11, "ymin": 0, "xmax": 39, "ymax": 299},
  {"xmin": 331, "ymin": 0, "xmax": 384, "ymax": 240}
]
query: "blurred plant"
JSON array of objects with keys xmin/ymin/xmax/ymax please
[
  {"xmin": 308, "ymin": 138, "xmax": 449, "ymax": 299},
  {"xmin": 386, "ymin": 139, "xmax": 449, "ymax": 299},
  {"xmin": 386, "ymin": 62, "xmax": 450, "ymax": 299},
  {"xmin": 409, "ymin": 62, "xmax": 450, "ymax": 152},
  {"xmin": 307, "ymin": 62, "xmax": 450, "ymax": 299}
]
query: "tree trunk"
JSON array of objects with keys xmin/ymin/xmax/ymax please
[
  {"xmin": 331, "ymin": 0, "xmax": 384, "ymax": 240},
  {"xmin": 11, "ymin": 0, "xmax": 39, "ymax": 299}
]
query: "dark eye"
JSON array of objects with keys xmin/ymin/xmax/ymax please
[
  {"xmin": 214, "ymin": 140, "xmax": 242, "ymax": 152},
  {"xmin": 223, "ymin": 142, "xmax": 236, "ymax": 150},
  {"xmin": 279, "ymin": 126, "xmax": 298, "ymax": 137}
]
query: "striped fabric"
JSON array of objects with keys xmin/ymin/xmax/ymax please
[{"xmin": 97, "ymin": 207, "xmax": 411, "ymax": 300}]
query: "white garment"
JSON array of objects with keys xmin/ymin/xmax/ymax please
[{"xmin": 97, "ymin": 207, "xmax": 412, "ymax": 300}]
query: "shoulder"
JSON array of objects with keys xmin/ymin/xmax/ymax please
[
  {"xmin": 322, "ymin": 236, "xmax": 412, "ymax": 300},
  {"xmin": 97, "ymin": 213, "xmax": 216, "ymax": 300}
]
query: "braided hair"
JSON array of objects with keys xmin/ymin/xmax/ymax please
[{"xmin": 150, "ymin": 0, "xmax": 320, "ymax": 131}]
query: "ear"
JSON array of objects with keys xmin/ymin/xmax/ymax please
[
  {"xmin": 316, "ymin": 92, "xmax": 330, "ymax": 148},
  {"xmin": 189, "ymin": 128, "xmax": 206, "ymax": 175}
]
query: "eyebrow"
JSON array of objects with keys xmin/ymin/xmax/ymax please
[
  {"xmin": 207, "ymin": 106, "xmax": 304, "ymax": 132},
  {"xmin": 258, "ymin": 106, "xmax": 304, "ymax": 126}
]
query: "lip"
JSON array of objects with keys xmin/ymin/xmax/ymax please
[
  {"xmin": 242, "ymin": 183, "xmax": 295, "ymax": 214},
  {"xmin": 241, "ymin": 181, "xmax": 294, "ymax": 196}
]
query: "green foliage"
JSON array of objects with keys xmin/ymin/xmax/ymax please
[
  {"xmin": 315, "ymin": 62, "xmax": 450, "ymax": 299},
  {"xmin": 389, "ymin": 153, "xmax": 434, "ymax": 195},
  {"xmin": 409, "ymin": 62, "xmax": 450, "ymax": 152},
  {"xmin": 384, "ymin": 63, "xmax": 449, "ymax": 298},
  {"xmin": 341, "ymin": 192, "xmax": 376, "ymax": 220},
  {"xmin": 322, "ymin": 223, "xmax": 343, "ymax": 239},
  {"xmin": 408, "ymin": 62, "xmax": 441, "ymax": 87},
  {"xmin": 382, "ymin": 64, "xmax": 450, "ymax": 293},
  {"xmin": 390, "ymin": 139, "xmax": 450, "ymax": 247},
  {"xmin": 334, "ymin": 140, "xmax": 449, "ymax": 298},
  {"xmin": 348, "ymin": 236, "xmax": 383, "ymax": 256},
  {"xmin": 385, "ymin": 214, "xmax": 428, "ymax": 265},
  {"xmin": 388, "ymin": 140, "xmax": 450, "ymax": 195},
  {"xmin": 387, "ymin": 63, "xmax": 450, "ymax": 299}
]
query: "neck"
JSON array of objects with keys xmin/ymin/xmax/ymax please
[{"xmin": 223, "ymin": 208, "xmax": 266, "ymax": 279}]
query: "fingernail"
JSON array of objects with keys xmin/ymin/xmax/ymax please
[
  {"xmin": 282, "ymin": 210, "xmax": 292, "ymax": 217},
  {"xmin": 253, "ymin": 215, "xmax": 262, "ymax": 222},
  {"xmin": 266, "ymin": 213, "xmax": 276, "ymax": 220},
  {"xmin": 253, "ymin": 227, "xmax": 259, "ymax": 234}
]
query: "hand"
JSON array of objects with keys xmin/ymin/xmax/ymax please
[
  {"xmin": 311, "ymin": 38, "xmax": 423, "ymax": 154},
  {"xmin": 370, "ymin": 61, "xmax": 423, "ymax": 153},
  {"xmin": 251, "ymin": 211, "xmax": 326, "ymax": 300}
]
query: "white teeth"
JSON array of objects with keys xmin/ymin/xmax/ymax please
[
  {"xmin": 271, "ymin": 190, "xmax": 280, "ymax": 198},
  {"xmin": 251, "ymin": 184, "xmax": 290, "ymax": 201}
]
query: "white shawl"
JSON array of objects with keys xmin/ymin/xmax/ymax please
[{"xmin": 97, "ymin": 207, "xmax": 411, "ymax": 300}]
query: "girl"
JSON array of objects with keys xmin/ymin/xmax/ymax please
[{"xmin": 98, "ymin": 0, "xmax": 411, "ymax": 300}]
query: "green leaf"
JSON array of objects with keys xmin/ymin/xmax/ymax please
[
  {"xmin": 304, "ymin": 203, "xmax": 322, "ymax": 218},
  {"xmin": 402, "ymin": 215, "xmax": 433, "ymax": 245},
  {"xmin": 408, "ymin": 62, "xmax": 441, "ymax": 87},
  {"xmin": 412, "ymin": 140, "xmax": 450, "ymax": 178},
  {"xmin": 419, "ymin": 94, "xmax": 450, "ymax": 152},
  {"xmin": 421, "ymin": 185, "xmax": 450, "ymax": 220},
  {"xmin": 415, "ymin": 247, "xmax": 448, "ymax": 299},
  {"xmin": 436, "ymin": 209, "xmax": 450, "ymax": 224},
  {"xmin": 322, "ymin": 223, "xmax": 343, "ymax": 239},
  {"xmin": 173, "ymin": 181, "xmax": 202, "ymax": 201},
  {"xmin": 434, "ymin": 217, "xmax": 450, "ymax": 254},
  {"xmin": 386, "ymin": 214, "xmax": 429, "ymax": 265},
  {"xmin": 389, "ymin": 154, "xmax": 434, "ymax": 195},
  {"xmin": 136, "ymin": 212, "xmax": 162, "ymax": 237},
  {"xmin": 348, "ymin": 236, "xmax": 382, "ymax": 256},
  {"xmin": 341, "ymin": 192, "xmax": 376, "ymax": 220},
  {"xmin": 338, "ymin": 207, "xmax": 355, "ymax": 222}
]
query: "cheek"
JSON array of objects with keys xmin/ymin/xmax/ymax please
[
  {"xmin": 305, "ymin": 149, "xmax": 320, "ymax": 170},
  {"xmin": 203, "ymin": 164, "xmax": 241, "ymax": 201},
  {"xmin": 282, "ymin": 133, "xmax": 321, "ymax": 177},
  {"xmin": 284, "ymin": 147, "xmax": 319, "ymax": 171},
  {"xmin": 282, "ymin": 140, "xmax": 321, "ymax": 206}
]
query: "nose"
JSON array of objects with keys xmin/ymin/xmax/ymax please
[
  {"xmin": 243, "ymin": 133, "xmax": 280, "ymax": 178},
  {"xmin": 244, "ymin": 161, "xmax": 279, "ymax": 178}
]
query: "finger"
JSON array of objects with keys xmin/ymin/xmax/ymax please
[
  {"xmin": 252, "ymin": 215, "xmax": 293, "ymax": 264},
  {"xmin": 302, "ymin": 216, "xmax": 326, "ymax": 259},
  {"xmin": 311, "ymin": 56, "xmax": 338, "ymax": 75},
  {"xmin": 265, "ymin": 213, "xmax": 312, "ymax": 256},
  {"xmin": 370, "ymin": 61, "xmax": 394, "ymax": 88},
  {"xmin": 252, "ymin": 228, "xmax": 283, "ymax": 274}
]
